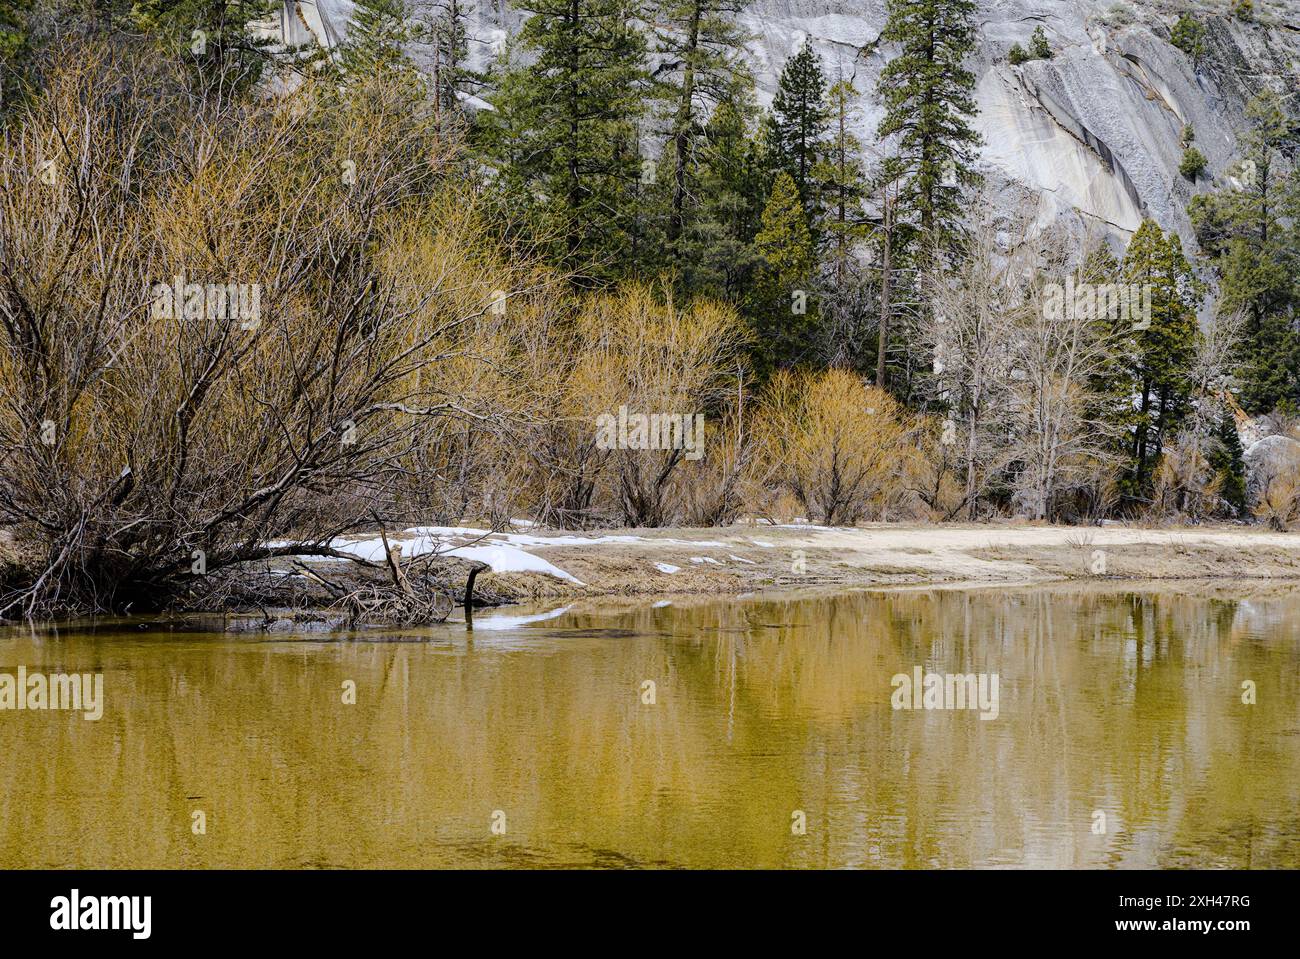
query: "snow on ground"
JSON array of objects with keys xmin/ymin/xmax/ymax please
[
  {"xmin": 274, "ymin": 520, "xmax": 1300, "ymax": 596},
  {"xmin": 308, "ymin": 532, "xmax": 585, "ymax": 585},
  {"xmin": 441, "ymin": 545, "xmax": 585, "ymax": 585},
  {"xmin": 402, "ymin": 526, "xmax": 727, "ymax": 549}
]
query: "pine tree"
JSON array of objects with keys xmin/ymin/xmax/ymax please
[
  {"xmin": 128, "ymin": 0, "xmax": 280, "ymax": 91},
  {"xmin": 1179, "ymin": 146, "xmax": 1207, "ymax": 180},
  {"xmin": 339, "ymin": 0, "xmax": 414, "ymax": 77},
  {"xmin": 650, "ymin": 0, "xmax": 751, "ymax": 258},
  {"xmin": 1170, "ymin": 14, "xmax": 1207, "ymax": 70},
  {"xmin": 747, "ymin": 172, "xmax": 817, "ymax": 374},
  {"xmin": 427, "ymin": 0, "xmax": 480, "ymax": 124},
  {"xmin": 680, "ymin": 88, "xmax": 767, "ymax": 299},
  {"xmin": 483, "ymin": 0, "xmax": 650, "ymax": 282},
  {"xmin": 813, "ymin": 79, "xmax": 869, "ymax": 275},
  {"xmin": 811, "ymin": 79, "xmax": 872, "ymax": 367},
  {"xmin": 1208, "ymin": 411, "xmax": 1247, "ymax": 517},
  {"xmin": 868, "ymin": 156, "xmax": 911, "ymax": 389},
  {"xmin": 876, "ymin": 0, "xmax": 982, "ymax": 245},
  {"xmin": 0, "ymin": 0, "xmax": 32, "ymax": 113},
  {"xmin": 766, "ymin": 39, "xmax": 828, "ymax": 210},
  {"xmin": 1029, "ymin": 26, "xmax": 1052, "ymax": 60},
  {"xmin": 1121, "ymin": 219, "xmax": 1203, "ymax": 496},
  {"xmin": 1082, "ymin": 241, "xmax": 1139, "ymax": 441},
  {"xmin": 1189, "ymin": 89, "xmax": 1300, "ymax": 414}
]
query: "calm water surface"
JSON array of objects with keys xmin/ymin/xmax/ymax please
[{"xmin": 3, "ymin": 586, "xmax": 1299, "ymax": 868}]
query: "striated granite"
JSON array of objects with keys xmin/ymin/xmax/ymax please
[{"xmin": 285, "ymin": 0, "xmax": 1300, "ymax": 245}]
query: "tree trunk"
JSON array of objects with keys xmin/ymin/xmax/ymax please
[
  {"xmin": 566, "ymin": 0, "xmax": 581, "ymax": 266},
  {"xmin": 964, "ymin": 401, "xmax": 979, "ymax": 521},
  {"xmin": 668, "ymin": 7, "xmax": 702, "ymax": 249},
  {"xmin": 876, "ymin": 200, "xmax": 893, "ymax": 388}
]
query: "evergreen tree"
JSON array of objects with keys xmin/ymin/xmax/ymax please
[
  {"xmin": 339, "ymin": 0, "xmax": 414, "ymax": 77},
  {"xmin": 765, "ymin": 39, "xmax": 828, "ymax": 210},
  {"xmin": 1179, "ymin": 146, "xmax": 1207, "ymax": 180},
  {"xmin": 1208, "ymin": 411, "xmax": 1247, "ymax": 517},
  {"xmin": 811, "ymin": 79, "xmax": 872, "ymax": 368},
  {"xmin": 1170, "ymin": 14, "xmax": 1206, "ymax": 70},
  {"xmin": 1029, "ymin": 25, "xmax": 1052, "ymax": 60},
  {"xmin": 679, "ymin": 87, "xmax": 767, "ymax": 299},
  {"xmin": 482, "ymin": 0, "xmax": 650, "ymax": 282},
  {"xmin": 813, "ymin": 79, "xmax": 869, "ymax": 275},
  {"xmin": 876, "ymin": 0, "xmax": 982, "ymax": 245},
  {"xmin": 867, "ymin": 156, "xmax": 911, "ymax": 389},
  {"xmin": 650, "ymin": 0, "xmax": 751, "ymax": 258},
  {"xmin": 1189, "ymin": 89, "xmax": 1300, "ymax": 414},
  {"xmin": 1081, "ymin": 240, "xmax": 1139, "ymax": 445},
  {"xmin": 0, "ymin": 0, "xmax": 32, "ymax": 113},
  {"xmin": 127, "ymin": 0, "xmax": 281, "ymax": 91},
  {"xmin": 427, "ymin": 0, "xmax": 481, "ymax": 123},
  {"xmin": 747, "ymin": 172, "xmax": 817, "ymax": 374},
  {"xmin": 1121, "ymin": 219, "xmax": 1203, "ymax": 496}
]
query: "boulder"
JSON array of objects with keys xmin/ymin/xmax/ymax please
[{"xmin": 1243, "ymin": 434, "xmax": 1300, "ymax": 501}]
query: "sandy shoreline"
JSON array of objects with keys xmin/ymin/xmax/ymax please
[
  {"xmin": 401, "ymin": 522, "xmax": 1300, "ymax": 601},
  {"xmin": 12, "ymin": 522, "xmax": 1300, "ymax": 625}
]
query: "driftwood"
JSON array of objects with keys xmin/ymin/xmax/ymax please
[
  {"xmin": 291, "ymin": 561, "xmax": 346, "ymax": 599},
  {"xmin": 338, "ymin": 581, "xmax": 454, "ymax": 627},
  {"xmin": 336, "ymin": 516, "xmax": 456, "ymax": 626}
]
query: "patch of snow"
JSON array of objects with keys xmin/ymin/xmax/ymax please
[
  {"xmin": 402, "ymin": 526, "xmax": 492, "ymax": 539},
  {"xmin": 397, "ymin": 525, "xmax": 724, "ymax": 549},
  {"xmin": 654, "ymin": 562, "xmax": 681, "ymax": 574},
  {"xmin": 750, "ymin": 539, "xmax": 775, "ymax": 548},
  {"xmin": 652, "ymin": 600, "xmax": 672, "ymax": 608},
  {"xmin": 495, "ymin": 532, "xmax": 646, "ymax": 547},
  {"xmin": 310, "ymin": 534, "xmax": 585, "ymax": 585},
  {"xmin": 728, "ymin": 554, "xmax": 758, "ymax": 565},
  {"xmin": 690, "ymin": 556, "xmax": 723, "ymax": 565},
  {"xmin": 442, "ymin": 545, "xmax": 585, "ymax": 585}
]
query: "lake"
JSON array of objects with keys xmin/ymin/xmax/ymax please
[{"xmin": 2, "ymin": 585, "xmax": 1298, "ymax": 868}]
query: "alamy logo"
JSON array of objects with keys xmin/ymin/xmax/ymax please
[
  {"xmin": 1042, "ymin": 278, "xmax": 1152, "ymax": 330},
  {"xmin": 150, "ymin": 274, "xmax": 262, "ymax": 329},
  {"xmin": 50, "ymin": 890, "xmax": 151, "ymax": 939},
  {"xmin": 0, "ymin": 667, "xmax": 102, "ymax": 720},
  {"xmin": 595, "ymin": 406, "xmax": 705, "ymax": 461},
  {"xmin": 891, "ymin": 667, "xmax": 999, "ymax": 720}
]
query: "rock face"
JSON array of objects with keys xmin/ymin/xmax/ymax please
[
  {"xmin": 289, "ymin": 0, "xmax": 1300, "ymax": 248},
  {"xmin": 1244, "ymin": 434, "xmax": 1300, "ymax": 501}
]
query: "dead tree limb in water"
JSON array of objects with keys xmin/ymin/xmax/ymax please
[{"xmin": 462, "ymin": 560, "xmax": 489, "ymax": 627}]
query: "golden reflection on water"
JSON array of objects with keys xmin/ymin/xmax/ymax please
[{"xmin": 2, "ymin": 585, "xmax": 1298, "ymax": 869}]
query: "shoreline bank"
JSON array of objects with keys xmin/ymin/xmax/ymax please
[
  {"xmin": 10, "ymin": 522, "xmax": 1300, "ymax": 630},
  {"xmin": 376, "ymin": 521, "xmax": 1300, "ymax": 603}
]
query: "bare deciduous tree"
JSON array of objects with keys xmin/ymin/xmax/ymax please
[{"xmin": 0, "ymin": 42, "xmax": 533, "ymax": 616}]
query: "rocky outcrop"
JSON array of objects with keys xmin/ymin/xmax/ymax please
[
  {"xmin": 719, "ymin": 0, "xmax": 1299, "ymax": 249},
  {"xmin": 1244, "ymin": 434, "xmax": 1300, "ymax": 501},
  {"xmin": 286, "ymin": 0, "xmax": 1300, "ymax": 249}
]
